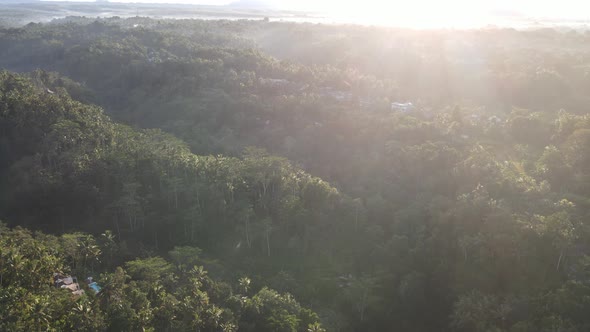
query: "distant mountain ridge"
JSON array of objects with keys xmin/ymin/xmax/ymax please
[{"xmin": 0, "ymin": 0, "xmax": 40, "ymax": 3}]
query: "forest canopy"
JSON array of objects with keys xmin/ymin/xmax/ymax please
[{"xmin": 2, "ymin": 17, "xmax": 590, "ymax": 331}]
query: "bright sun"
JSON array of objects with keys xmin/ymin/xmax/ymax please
[{"xmin": 298, "ymin": 0, "xmax": 491, "ymax": 28}]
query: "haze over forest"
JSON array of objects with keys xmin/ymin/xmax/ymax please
[{"xmin": 3, "ymin": 1, "xmax": 590, "ymax": 331}]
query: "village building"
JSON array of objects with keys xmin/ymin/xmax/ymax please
[
  {"xmin": 391, "ymin": 102, "xmax": 415, "ymax": 113},
  {"xmin": 54, "ymin": 273, "xmax": 84, "ymax": 296}
]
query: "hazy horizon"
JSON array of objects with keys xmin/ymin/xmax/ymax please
[{"xmin": 37, "ymin": 0, "xmax": 590, "ymax": 20}]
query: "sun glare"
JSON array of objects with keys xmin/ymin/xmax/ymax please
[
  {"xmin": 303, "ymin": 0, "xmax": 491, "ymax": 28},
  {"xmin": 291, "ymin": 0, "xmax": 590, "ymax": 28}
]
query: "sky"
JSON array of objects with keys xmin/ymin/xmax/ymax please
[{"xmin": 45, "ymin": 0, "xmax": 590, "ymax": 20}]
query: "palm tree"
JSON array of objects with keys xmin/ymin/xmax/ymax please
[
  {"xmin": 307, "ymin": 322, "xmax": 326, "ymax": 332},
  {"xmin": 238, "ymin": 276, "xmax": 251, "ymax": 294},
  {"xmin": 78, "ymin": 236, "xmax": 101, "ymax": 273},
  {"xmin": 100, "ymin": 230, "xmax": 117, "ymax": 268}
]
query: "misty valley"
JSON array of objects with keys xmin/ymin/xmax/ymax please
[{"xmin": 2, "ymin": 8, "xmax": 590, "ymax": 332}]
